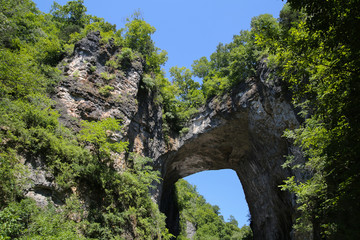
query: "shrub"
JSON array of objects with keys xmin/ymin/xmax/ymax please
[
  {"xmin": 100, "ymin": 72, "xmax": 116, "ymax": 81},
  {"xmin": 73, "ymin": 70, "xmax": 80, "ymax": 78},
  {"xmin": 89, "ymin": 65, "xmax": 97, "ymax": 72},
  {"xmin": 179, "ymin": 127, "xmax": 190, "ymax": 136},
  {"xmin": 105, "ymin": 59, "xmax": 118, "ymax": 69},
  {"xmin": 117, "ymin": 47, "xmax": 136, "ymax": 68},
  {"xmin": 98, "ymin": 85, "xmax": 114, "ymax": 97},
  {"xmin": 142, "ymin": 74, "xmax": 156, "ymax": 90},
  {"xmin": 0, "ymin": 198, "xmax": 87, "ymax": 239}
]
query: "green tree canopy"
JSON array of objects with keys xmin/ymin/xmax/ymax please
[
  {"xmin": 124, "ymin": 17, "xmax": 156, "ymax": 58},
  {"xmin": 51, "ymin": 0, "xmax": 88, "ymax": 27},
  {"xmin": 175, "ymin": 179, "xmax": 253, "ymax": 240}
]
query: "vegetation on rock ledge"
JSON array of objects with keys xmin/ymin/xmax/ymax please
[
  {"xmin": 1, "ymin": 0, "xmax": 360, "ymax": 239},
  {"xmin": 0, "ymin": 0, "xmax": 171, "ymax": 239}
]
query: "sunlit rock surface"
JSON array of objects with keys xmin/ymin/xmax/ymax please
[
  {"xmin": 46, "ymin": 32, "xmax": 301, "ymax": 240},
  {"xmin": 159, "ymin": 73, "xmax": 300, "ymax": 240}
]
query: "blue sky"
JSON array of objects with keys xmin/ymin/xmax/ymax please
[
  {"xmin": 184, "ymin": 169, "xmax": 249, "ymax": 227},
  {"xmin": 33, "ymin": 0, "xmax": 285, "ymax": 227}
]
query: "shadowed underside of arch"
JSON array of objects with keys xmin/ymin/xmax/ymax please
[{"xmin": 158, "ymin": 78, "xmax": 300, "ymax": 240}]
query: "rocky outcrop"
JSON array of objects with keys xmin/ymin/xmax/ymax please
[
  {"xmin": 185, "ymin": 220, "xmax": 196, "ymax": 239},
  {"xmin": 54, "ymin": 31, "xmax": 142, "ymax": 129},
  {"xmin": 52, "ymin": 31, "xmax": 166, "ymax": 171},
  {"xmin": 159, "ymin": 74, "xmax": 299, "ymax": 239},
  {"xmin": 24, "ymin": 158, "xmax": 64, "ymax": 208},
  {"xmin": 40, "ymin": 32, "xmax": 300, "ymax": 239}
]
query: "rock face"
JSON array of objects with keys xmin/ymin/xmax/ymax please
[
  {"xmin": 49, "ymin": 33, "xmax": 300, "ymax": 239},
  {"xmin": 159, "ymin": 75, "xmax": 299, "ymax": 239},
  {"xmin": 53, "ymin": 31, "xmax": 166, "ymax": 170},
  {"xmin": 54, "ymin": 31, "xmax": 143, "ymax": 130}
]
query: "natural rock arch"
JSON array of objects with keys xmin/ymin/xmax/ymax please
[
  {"xmin": 157, "ymin": 77, "xmax": 299, "ymax": 240},
  {"xmin": 51, "ymin": 32, "xmax": 300, "ymax": 239}
]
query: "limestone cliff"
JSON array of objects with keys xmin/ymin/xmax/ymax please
[
  {"xmin": 29, "ymin": 32, "xmax": 301, "ymax": 240},
  {"xmin": 159, "ymin": 70, "xmax": 300, "ymax": 240}
]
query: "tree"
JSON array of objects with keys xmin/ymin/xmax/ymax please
[
  {"xmin": 278, "ymin": 3, "xmax": 304, "ymax": 32},
  {"xmin": 251, "ymin": 14, "xmax": 280, "ymax": 42},
  {"xmin": 0, "ymin": 0, "xmax": 40, "ymax": 48},
  {"xmin": 50, "ymin": 0, "xmax": 89, "ymax": 42},
  {"xmin": 250, "ymin": 14, "xmax": 280, "ymax": 52},
  {"xmin": 175, "ymin": 179, "xmax": 252, "ymax": 240},
  {"xmin": 192, "ymin": 56, "xmax": 211, "ymax": 79},
  {"xmin": 286, "ymin": 0, "xmax": 360, "ymax": 54},
  {"xmin": 228, "ymin": 30, "xmax": 257, "ymax": 85},
  {"xmin": 79, "ymin": 118, "xmax": 128, "ymax": 163},
  {"xmin": 51, "ymin": 0, "xmax": 88, "ymax": 27},
  {"xmin": 274, "ymin": 1, "xmax": 360, "ymax": 238},
  {"xmin": 124, "ymin": 18, "xmax": 156, "ymax": 58},
  {"xmin": 228, "ymin": 215, "xmax": 239, "ymax": 227},
  {"xmin": 170, "ymin": 66, "xmax": 200, "ymax": 101},
  {"xmin": 162, "ymin": 66, "xmax": 205, "ymax": 131},
  {"xmin": 210, "ymin": 43, "xmax": 230, "ymax": 76}
]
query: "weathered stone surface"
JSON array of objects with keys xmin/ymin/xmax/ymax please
[
  {"xmin": 185, "ymin": 220, "xmax": 196, "ymax": 239},
  {"xmin": 158, "ymin": 73, "xmax": 300, "ymax": 239},
  {"xmin": 27, "ymin": 32, "xmax": 301, "ymax": 239},
  {"xmin": 24, "ymin": 157, "xmax": 65, "ymax": 208},
  {"xmin": 23, "ymin": 31, "xmax": 149, "ymax": 209},
  {"xmin": 54, "ymin": 31, "xmax": 144, "ymax": 136}
]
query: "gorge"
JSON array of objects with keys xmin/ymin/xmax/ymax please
[{"xmin": 4, "ymin": 0, "xmax": 358, "ymax": 239}]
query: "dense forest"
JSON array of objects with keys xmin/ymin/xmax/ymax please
[
  {"xmin": 175, "ymin": 180, "xmax": 252, "ymax": 240},
  {"xmin": 0, "ymin": 0, "xmax": 359, "ymax": 239}
]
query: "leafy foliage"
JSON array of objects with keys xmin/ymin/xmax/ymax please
[
  {"xmin": 51, "ymin": 0, "xmax": 87, "ymax": 27},
  {"xmin": 79, "ymin": 118, "xmax": 128, "ymax": 161},
  {"xmin": 0, "ymin": 94, "xmax": 90, "ymax": 191},
  {"xmin": 0, "ymin": 1, "xmax": 174, "ymax": 239},
  {"xmin": 98, "ymin": 85, "xmax": 115, "ymax": 97},
  {"xmin": 0, "ymin": 148, "xmax": 27, "ymax": 206},
  {"xmin": 175, "ymin": 179, "xmax": 253, "ymax": 240},
  {"xmin": 0, "ymin": 198, "xmax": 87, "ymax": 240},
  {"xmin": 3, "ymin": 0, "xmax": 359, "ymax": 239},
  {"xmin": 166, "ymin": 66, "xmax": 205, "ymax": 128},
  {"xmin": 258, "ymin": 2, "xmax": 360, "ymax": 239},
  {"xmin": 190, "ymin": 14, "xmax": 279, "ymax": 99},
  {"xmin": 124, "ymin": 16, "xmax": 155, "ymax": 58},
  {"xmin": 75, "ymin": 150, "xmax": 172, "ymax": 239},
  {"xmin": 100, "ymin": 72, "xmax": 116, "ymax": 81}
]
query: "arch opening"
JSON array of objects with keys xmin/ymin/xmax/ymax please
[
  {"xmin": 165, "ymin": 169, "xmax": 252, "ymax": 239},
  {"xmin": 184, "ymin": 169, "xmax": 250, "ymax": 227}
]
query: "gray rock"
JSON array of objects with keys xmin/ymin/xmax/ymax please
[
  {"xmin": 157, "ymin": 76, "xmax": 299, "ymax": 240},
  {"xmin": 48, "ymin": 32, "xmax": 302, "ymax": 239},
  {"xmin": 74, "ymin": 31, "xmax": 101, "ymax": 57},
  {"xmin": 24, "ymin": 159, "xmax": 64, "ymax": 208},
  {"xmin": 185, "ymin": 220, "xmax": 196, "ymax": 239}
]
